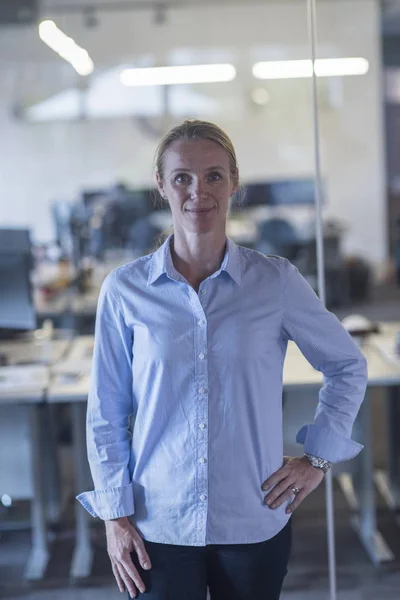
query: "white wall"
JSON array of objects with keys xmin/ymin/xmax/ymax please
[{"xmin": 0, "ymin": 0, "xmax": 387, "ymax": 270}]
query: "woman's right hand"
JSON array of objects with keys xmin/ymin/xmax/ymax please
[{"xmin": 105, "ymin": 516, "xmax": 152, "ymax": 598}]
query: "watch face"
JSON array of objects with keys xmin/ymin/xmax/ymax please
[{"xmin": 306, "ymin": 454, "xmax": 330, "ymax": 471}]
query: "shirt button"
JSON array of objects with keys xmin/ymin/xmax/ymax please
[
  {"xmin": 201, "ymin": 290, "xmax": 207, "ymax": 295},
  {"xmin": 198, "ymin": 320, "xmax": 205, "ymax": 326},
  {"xmin": 199, "ymin": 387, "xmax": 207, "ymax": 394},
  {"xmin": 199, "ymin": 422, "xmax": 206, "ymax": 430},
  {"xmin": 199, "ymin": 353, "xmax": 205, "ymax": 360},
  {"xmin": 200, "ymin": 494, "xmax": 207, "ymax": 501},
  {"xmin": 199, "ymin": 458, "xmax": 206, "ymax": 464}
]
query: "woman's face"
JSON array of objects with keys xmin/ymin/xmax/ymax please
[{"xmin": 156, "ymin": 138, "xmax": 238, "ymax": 235}]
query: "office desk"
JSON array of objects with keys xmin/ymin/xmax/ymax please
[
  {"xmin": 285, "ymin": 339, "xmax": 400, "ymax": 565},
  {"xmin": 48, "ymin": 332, "xmax": 400, "ymax": 574},
  {"xmin": 34, "ymin": 288, "xmax": 72, "ymax": 323},
  {"xmin": 368, "ymin": 323, "xmax": 400, "ymax": 515},
  {"xmin": 0, "ymin": 365, "xmax": 47, "ymax": 401},
  {"xmin": 35, "ymin": 283, "xmax": 100, "ymax": 334},
  {"xmin": 35, "ymin": 260, "xmax": 121, "ymax": 328},
  {"xmin": 0, "ymin": 365, "xmax": 49, "ymax": 580},
  {"xmin": 0, "ymin": 337, "xmax": 72, "ymax": 580},
  {"xmin": 0, "ymin": 337, "xmax": 71, "ymax": 366},
  {"xmin": 47, "ymin": 336, "xmax": 93, "ymax": 579}
]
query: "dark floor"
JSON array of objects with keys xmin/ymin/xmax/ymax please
[
  {"xmin": 2, "ymin": 488, "xmax": 400, "ymax": 600},
  {"xmin": 1, "ymin": 283, "xmax": 399, "ymax": 599}
]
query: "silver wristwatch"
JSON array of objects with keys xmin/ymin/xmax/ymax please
[{"xmin": 304, "ymin": 453, "xmax": 331, "ymax": 473}]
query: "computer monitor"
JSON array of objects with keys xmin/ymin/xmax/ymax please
[
  {"xmin": 0, "ymin": 228, "xmax": 31, "ymax": 253},
  {"xmin": 268, "ymin": 179, "xmax": 319, "ymax": 206},
  {"xmin": 112, "ymin": 190, "xmax": 151, "ymax": 221},
  {"xmin": 0, "ymin": 252, "xmax": 36, "ymax": 333},
  {"xmin": 82, "ymin": 190, "xmax": 107, "ymax": 208},
  {"xmin": 231, "ymin": 178, "xmax": 322, "ymax": 210},
  {"xmin": 231, "ymin": 182, "xmax": 271, "ymax": 210},
  {"xmin": 0, "ymin": 229, "xmax": 36, "ymax": 335}
]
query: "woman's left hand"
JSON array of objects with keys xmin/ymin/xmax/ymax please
[{"xmin": 261, "ymin": 456, "xmax": 325, "ymax": 514}]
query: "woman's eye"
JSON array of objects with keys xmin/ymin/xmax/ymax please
[
  {"xmin": 174, "ymin": 173, "xmax": 190, "ymax": 184},
  {"xmin": 208, "ymin": 171, "xmax": 222, "ymax": 182}
]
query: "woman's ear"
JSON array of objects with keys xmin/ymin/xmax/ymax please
[
  {"xmin": 231, "ymin": 168, "xmax": 239, "ymax": 196},
  {"xmin": 156, "ymin": 172, "xmax": 167, "ymax": 200}
]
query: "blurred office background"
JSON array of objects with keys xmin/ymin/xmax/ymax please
[{"xmin": 1, "ymin": 0, "xmax": 400, "ymax": 598}]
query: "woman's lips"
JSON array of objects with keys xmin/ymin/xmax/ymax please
[{"xmin": 186, "ymin": 206, "xmax": 215, "ymax": 214}]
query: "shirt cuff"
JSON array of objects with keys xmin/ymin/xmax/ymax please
[
  {"xmin": 76, "ymin": 482, "xmax": 135, "ymax": 520},
  {"xmin": 296, "ymin": 424, "xmax": 363, "ymax": 463}
]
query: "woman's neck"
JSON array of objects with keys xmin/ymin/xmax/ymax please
[{"xmin": 171, "ymin": 230, "xmax": 227, "ymax": 290}]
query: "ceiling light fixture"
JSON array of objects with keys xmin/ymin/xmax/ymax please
[
  {"xmin": 252, "ymin": 57, "xmax": 369, "ymax": 80},
  {"xmin": 120, "ymin": 64, "xmax": 236, "ymax": 86},
  {"xmin": 83, "ymin": 7, "xmax": 99, "ymax": 29},
  {"xmin": 39, "ymin": 20, "xmax": 94, "ymax": 76},
  {"xmin": 251, "ymin": 87, "xmax": 270, "ymax": 106},
  {"xmin": 153, "ymin": 3, "xmax": 167, "ymax": 25}
]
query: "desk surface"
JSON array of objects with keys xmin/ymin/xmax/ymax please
[
  {"xmin": 34, "ymin": 258, "xmax": 135, "ymax": 318},
  {"xmin": 49, "ymin": 336, "xmax": 93, "ymax": 403},
  {"xmin": 34, "ymin": 288, "xmax": 71, "ymax": 317},
  {"xmin": 284, "ymin": 339, "xmax": 400, "ymax": 388},
  {"xmin": 0, "ymin": 337, "xmax": 71, "ymax": 366},
  {"xmin": 0, "ymin": 365, "xmax": 48, "ymax": 403},
  {"xmin": 0, "ymin": 338, "xmax": 72, "ymax": 403},
  {"xmin": 47, "ymin": 328, "xmax": 400, "ymax": 403},
  {"xmin": 65, "ymin": 335, "xmax": 94, "ymax": 362},
  {"xmin": 369, "ymin": 322, "xmax": 400, "ymax": 368}
]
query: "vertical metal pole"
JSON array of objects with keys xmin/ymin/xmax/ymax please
[{"xmin": 307, "ymin": 1, "xmax": 337, "ymax": 599}]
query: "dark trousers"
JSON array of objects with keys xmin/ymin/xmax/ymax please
[{"xmin": 130, "ymin": 520, "xmax": 291, "ymax": 600}]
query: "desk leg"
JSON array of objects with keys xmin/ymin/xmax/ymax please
[
  {"xmin": 374, "ymin": 385, "xmax": 400, "ymax": 513},
  {"xmin": 24, "ymin": 404, "xmax": 50, "ymax": 580},
  {"xmin": 387, "ymin": 385, "xmax": 400, "ymax": 507},
  {"xmin": 351, "ymin": 390, "xmax": 394, "ymax": 565},
  {"xmin": 336, "ymin": 473, "xmax": 359, "ymax": 511},
  {"xmin": 70, "ymin": 402, "xmax": 93, "ymax": 579},
  {"xmin": 42, "ymin": 404, "xmax": 62, "ymax": 524}
]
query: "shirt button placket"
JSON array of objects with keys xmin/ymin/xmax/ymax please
[{"xmin": 195, "ymin": 285, "xmax": 209, "ymax": 543}]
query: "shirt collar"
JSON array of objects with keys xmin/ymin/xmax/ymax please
[{"xmin": 147, "ymin": 234, "xmax": 242, "ymax": 286}]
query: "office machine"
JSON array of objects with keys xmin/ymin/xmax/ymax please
[
  {"xmin": 269, "ymin": 178, "xmax": 319, "ymax": 206},
  {"xmin": 0, "ymin": 228, "xmax": 36, "ymax": 338},
  {"xmin": 0, "ymin": 228, "xmax": 31, "ymax": 254},
  {"xmin": 231, "ymin": 178, "xmax": 322, "ymax": 211},
  {"xmin": 231, "ymin": 182, "xmax": 270, "ymax": 210}
]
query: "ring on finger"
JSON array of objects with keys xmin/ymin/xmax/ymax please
[{"xmin": 291, "ymin": 486, "xmax": 300, "ymax": 495}]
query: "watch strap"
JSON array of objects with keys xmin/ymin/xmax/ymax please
[{"xmin": 304, "ymin": 453, "xmax": 331, "ymax": 473}]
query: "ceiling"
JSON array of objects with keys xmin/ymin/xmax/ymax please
[{"xmin": 0, "ymin": 0, "xmax": 384, "ymax": 121}]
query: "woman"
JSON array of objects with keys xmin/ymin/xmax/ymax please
[{"xmin": 77, "ymin": 119, "xmax": 367, "ymax": 600}]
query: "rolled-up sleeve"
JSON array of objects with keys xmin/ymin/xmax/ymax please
[
  {"xmin": 76, "ymin": 270, "xmax": 135, "ymax": 519},
  {"xmin": 281, "ymin": 259, "xmax": 368, "ymax": 463}
]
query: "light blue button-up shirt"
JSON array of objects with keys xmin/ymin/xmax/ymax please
[{"xmin": 77, "ymin": 234, "xmax": 367, "ymax": 546}]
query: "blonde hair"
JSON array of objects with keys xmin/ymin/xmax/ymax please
[{"xmin": 155, "ymin": 119, "xmax": 238, "ymax": 183}]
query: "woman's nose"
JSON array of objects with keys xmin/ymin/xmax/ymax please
[{"xmin": 191, "ymin": 179, "xmax": 206, "ymax": 198}]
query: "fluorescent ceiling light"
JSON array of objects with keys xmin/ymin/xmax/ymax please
[
  {"xmin": 253, "ymin": 60, "xmax": 312, "ymax": 80},
  {"xmin": 39, "ymin": 20, "xmax": 94, "ymax": 76},
  {"xmin": 120, "ymin": 64, "xmax": 236, "ymax": 86},
  {"xmin": 24, "ymin": 67, "xmax": 219, "ymax": 122},
  {"xmin": 314, "ymin": 58, "xmax": 369, "ymax": 77},
  {"xmin": 253, "ymin": 57, "xmax": 369, "ymax": 80}
]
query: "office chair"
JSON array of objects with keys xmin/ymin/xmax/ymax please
[{"xmin": 256, "ymin": 217, "xmax": 299, "ymax": 260}]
